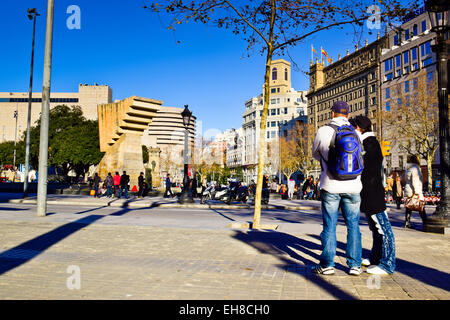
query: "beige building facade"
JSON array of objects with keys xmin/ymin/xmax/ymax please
[
  {"xmin": 307, "ymin": 35, "xmax": 388, "ymax": 140},
  {"xmin": 143, "ymin": 106, "xmax": 196, "ymax": 184},
  {"xmin": 380, "ymin": 10, "xmax": 441, "ymax": 172},
  {"xmin": 241, "ymin": 59, "xmax": 308, "ymax": 183},
  {"xmin": 0, "ymin": 84, "xmax": 112, "ymax": 143}
]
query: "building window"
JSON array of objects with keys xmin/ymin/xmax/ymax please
[
  {"xmin": 404, "ymin": 29, "xmax": 410, "ymax": 40},
  {"xmin": 386, "ymin": 102, "xmax": 391, "ymax": 111},
  {"xmin": 421, "ymin": 41, "xmax": 431, "ymax": 57},
  {"xmin": 285, "ymin": 68, "xmax": 288, "ymax": 81},
  {"xmin": 270, "ymin": 99, "xmax": 276, "ymax": 105},
  {"xmin": 385, "ymin": 87, "xmax": 390, "ymax": 99},
  {"xmin": 404, "ymin": 80, "xmax": 409, "ymax": 93},
  {"xmin": 394, "ymin": 34, "xmax": 399, "ymax": 46},
  {"xmin": 404, "ymin": 66, "xmax": 410, "ymax": 74},
  {"xmin": 423, "ymin": 57, "xmax": 433, "ymax": 67},
  {"xmin": 385, "ymin": 58, "xmax": 393, "ymax": 72},
  {"xmin": 272, "ymin": 68, "xmax": 277, "ymax": 80},
  {"xmin": 413, "ymin": 78, "xmax": 418, "ymax": 89},
  {"xmin": 396, "ymin": 70, "xmax": 402, "ymax": 77},
  {"xmin": 412, "ymin": 62, "xmax": 418, "ymax": 71},
  {"xmin": 271, "ymin": 88, "xmax": 276, "ymax": 93},
  {"xmin": 411, "ymin": 47, "xmax": 418, "ymax": 60},
  {"xmin": 271, "ymin": 121, "xmax": 276, "ymax": 127},
  {"xmin": 395, "ymin": 54, "xmax": 401, "ymax": 68},
  {"xmin": 421, "ymin": 20, "xmax": 427, "ymax": 33},
  {"xmin": 413, "ymin": 24, "xmax": 418, "ymax": 36},
  {"xmin": 403, "ymin": 51, "xmax": 409, "ymax": 64},
  {"xmin": 284, "ymin": 107, "xmax": 288, "ymax": 114},
  {"xmin": 371, "ymin": 97, "xmax": 376, "ymax": 105},
  {"xmin": 427, "ymin": 71, "xmax": 434, "ymax": 83},
  {"xmin": 386, "ymin": 73, "xmax": 393, "ymax": 81}
]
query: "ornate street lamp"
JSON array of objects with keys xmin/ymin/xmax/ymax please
[
  {"xmin": 23, "ymin": 8, "xmax": 40, "ymax": 197},
  {"xmin": 425, "ymin": 0, "xmax": 449, "ymax": 233},
  {"xmin": 178, "ymin": 105, "xmax": 194, "ymax": 203}
]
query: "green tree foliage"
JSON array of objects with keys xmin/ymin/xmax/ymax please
[
  {"xmin": 142, "ymin": 145, "xmax": 149, "ymax": 164},
  {"xmin": 6, "ymin": 105, "xmax": 104, "ymax": 177},
  {"xmin": 0, "ymin": 140, "xmax": 25, "ymax": 166}
]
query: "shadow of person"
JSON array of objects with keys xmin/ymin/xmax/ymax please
[
  {"xmin": 308, "ymin": 234, "xmax": 450, "ymax": 292},
  {"xmin": 231, "ymin": 229, "xmax": 358, "ymax": 300}
]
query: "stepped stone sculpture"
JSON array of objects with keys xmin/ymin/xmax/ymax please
[{"xmin": 97, "ymin": 96, "xmax": 162, "ymax": 188}]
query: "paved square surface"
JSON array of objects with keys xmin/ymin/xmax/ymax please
[{"xmin": 0, "ymin": 199, "xmax": 449, "ymax": 300}]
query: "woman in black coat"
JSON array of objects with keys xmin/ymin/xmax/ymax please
[{"xmin": 354, "ymin": 116, "xmax": 396, "ymax": 275}]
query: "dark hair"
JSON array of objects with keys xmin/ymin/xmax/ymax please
[{"xmin": 407, "ymin": 154, "xmax": 420, "ymax": 165}]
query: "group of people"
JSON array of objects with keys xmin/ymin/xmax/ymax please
[
  {"xmin": 164, "ymin": 173, "xmax": 201, "ymax": 198},
  {"xmin": 90, "ymin": 171, "xmax": 149, "ymax": 199},
  {"xmin": 0, "ymin": 166, "xmax": 37, "ymax": 183}
]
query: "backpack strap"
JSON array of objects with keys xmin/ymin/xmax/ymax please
[{"xmin": 318, "ymin": 124, "xmax": 338, "ymax": 169}]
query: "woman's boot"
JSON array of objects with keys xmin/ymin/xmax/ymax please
[
  {"xmin": 419, "ymin": 210, "xmax": 427, "ymax": 229},
  {"xmin": 404, "ymin": 210, "xmax": 412, "ymax": 228}
]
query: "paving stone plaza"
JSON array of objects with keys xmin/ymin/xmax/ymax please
[{"xmin": 0, "ymin": 194, "xmax": 449, "ymax": 302}]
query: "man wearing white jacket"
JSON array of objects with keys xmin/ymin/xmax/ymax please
[{"xmin": 311, "ymin": 101, "xmax": 363, "ymax": 276}]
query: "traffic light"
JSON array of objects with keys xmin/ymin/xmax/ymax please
[{"xmin": 381, "ymin": 141, "xmax": 391, "ymax": 157}]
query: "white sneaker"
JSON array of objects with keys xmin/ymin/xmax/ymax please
[
  {"xmin": 366, "ymin": 265, "xmax": 389, "ymax": 275},
  {"xmin": 311, "ymin": 265, "xmax": 335, "ymax": 275},
  {"xmin": 362, "ymin": 258, "xmax": 371, "ymax": 267},
  {"xmin": 349, "ymin": 267, "xmax": 362, "ymax": 276}
]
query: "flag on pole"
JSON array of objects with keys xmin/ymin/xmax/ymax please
[
  {"xmin": 311, "ymin": 45, "xmax": 317, "ymax": 61},
  {"xmin": 321, "ymin": 47, "xmax": 332, "ymax": 64}
]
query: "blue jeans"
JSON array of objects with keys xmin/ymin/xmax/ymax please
[
  {"xmin": 106, "ymin": 186, "xmax": 112, "ymax": 197},
  {"xmin": 119, "ymin": 186, "xmax": 128, "ymax": 199},
  {"xmin": 365, "ymin": 212, "xmax": 396, "ymax": 274},
  {"xmin": 320, "ymin": 190, "xmax": 362, "ymax": 268}
]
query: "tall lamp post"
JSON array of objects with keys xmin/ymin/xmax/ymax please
[
  {"xmin": 37, "ymin": 0, "xmax": 55, "ymax": 217},
  {"xmin": 425, "ymin": 0, "xmax": 449, "ymax": 233},
  {"xmin": 23, "ymin": 8, "xmax": 40, "ymax": 198},
  {"xmin": 178, "ymin": 105, "xmax": 194, "ymax": 204}
]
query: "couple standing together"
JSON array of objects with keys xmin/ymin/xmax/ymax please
[{"xmin": 311, "ymin": 101, "xmax": 395, "ymax": 276}]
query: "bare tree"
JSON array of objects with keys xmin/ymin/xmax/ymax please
[
  {"xmin": 144, "ymin": 0, "xmax": 417, "ymax": 228},
  {"xmin": 382, "ymin": 71, "xmax": 440, "ymax": 191}
]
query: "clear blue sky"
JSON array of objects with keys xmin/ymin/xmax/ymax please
[{"xmin": 0, "ymin": 0, "xmax": 413, "ymax": 133}]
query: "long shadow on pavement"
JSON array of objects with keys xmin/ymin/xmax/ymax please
[
  {"xmin": 0, "ymin": 205, "xmax": 148, "ymax": 276},
  {"xmin": 308, "ymin": 234, "xmax": 450, "ymax": 293},
  {"xmin": 232, "ymin": 230, "xmax": 358, "ymax": 300}
]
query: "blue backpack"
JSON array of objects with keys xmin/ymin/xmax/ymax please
[{"xmin": 323, "ymin": 124, "xmax": 364, "ymax": 181}]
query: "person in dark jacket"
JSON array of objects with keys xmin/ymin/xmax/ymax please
[
  {"xmin": 104, "ymin": 172, "xmax": 114, "ymax": 198},
  {"xmin": 119, "ymin": 171, "xmax": 130, "ymax": 199},
  {"xmin": 165, "ymin": 174, "xmax": 174, "ymax": 198},
  {"xmin": 354, "ymin": 116, "xmax": 395, "ymax": 275},
  {"xmin": 93, "ymin": 173, "xmax": 101, "ymax": 198},
  {"xmin": 138, "ymin": 172, "xmax": 145, "ymax": 198}
]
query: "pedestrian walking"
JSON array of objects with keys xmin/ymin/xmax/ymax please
[
  {"xmin": 404, "ymin": 155, "xmax": 427, "ymax": 229},
  {"xmin": 311, "ymin": 100, "xmax": 364, "ymax": 276},
  {"xmin": 105, "ymin": 172, "xmax": 114, "ymax": 198},
  {"xmin": 393, "ymin": 174, "xmax": 403, "ymax": 209},
  {"xmin": 353, "ymin": 116, "xmax": 396, "ymax": 275},
  {"xmin": 93, "ymin": 173, "xmax": 101, "ymax": 198},
  {"xmin": 113, "ymin": 172, "xmax": 121, "ymax": 198},
  {"xmin": 386, "ymin": 173, "xmax": 394, "ymax": 203},
  {"xmin": 165, "ymin": 174, "xmax": 174, "ymax": 198},
  {"xmin": 288, "ymin": 178, "xmax": 295, "ymax": 200},
  {"xmin": 119, "ymin": 171, "xmax": 130, "ymax": 199},
  {"xmin": 191, "ymin": 174, "xmax": 198, "ymax": 198},
  {"xmin": 138, "ymin": 172, "xmax": 145, "ymax": 198}
]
